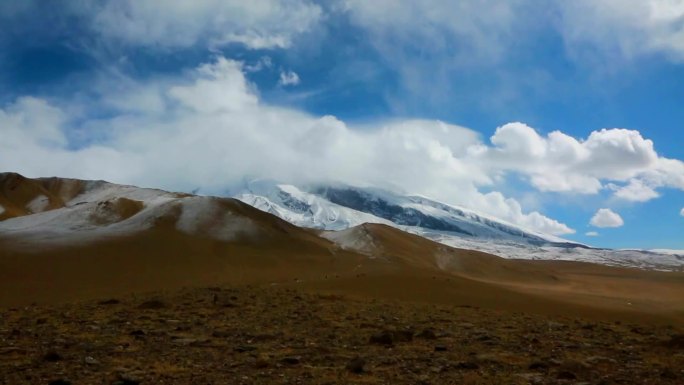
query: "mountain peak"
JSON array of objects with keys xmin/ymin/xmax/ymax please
[{"xmin": 234, "ymin": 181, "xmax": 684, "ymax": 271}]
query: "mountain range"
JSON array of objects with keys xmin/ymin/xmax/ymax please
[
  {"xmin": 1, "ymin": 171, "xmax": 683, "ymax": 326},
  {"xmin": 234, "ymin": 179, "xmax": 684, "ymax": 271}
]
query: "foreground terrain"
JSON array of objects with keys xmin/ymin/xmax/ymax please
[{"xmin": 1, "ymin": 285, "xmax": 683, "ymax": 385}]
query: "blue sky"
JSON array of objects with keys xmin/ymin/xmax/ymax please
[{"xmin": 1, "ymin": 1, "xmax": 683, "ymax": 249}]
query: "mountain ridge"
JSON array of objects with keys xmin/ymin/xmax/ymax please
[{"xmin": 233, "ymin": 179, "xmax": 684, "ymax": 271}]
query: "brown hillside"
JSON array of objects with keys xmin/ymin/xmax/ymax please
[
  {"xmin": 318, "ymin": 223, "xmax": 684, "ymax": 323},
  {"xmin": 0, "ymin": 173, "xmax": 68, "ymax": 220},
  {"xmin": 1, "ymin": 174, "xmax": 683, "ymax": 326},
  {"xmin": 0, "ymin": 172, "xmax": 91, "ymax": 221}
]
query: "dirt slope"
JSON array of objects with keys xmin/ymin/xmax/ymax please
[{"xmin": 319, "ymin": 224, "xmax": 684, "ymax": 323}]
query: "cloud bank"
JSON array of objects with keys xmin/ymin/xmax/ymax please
[
  {"xmin": 1, "ymin": 56, "xmax": 683, "ymax": 236},
  {"xmin": 470, "ymin": 123, "xmax": 683, "ymax": 200}
]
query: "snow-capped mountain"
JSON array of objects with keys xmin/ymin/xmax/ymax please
[
  {"xmin": 235, "ymin": 180, "xmax": 393, "ymax": 231},
  {"xmin": 234, "ymin": 180, "xmax": 684, "ymax": 271},
  {"xmin": 3, "ymin": 171, "xmax": 680, "ymax": 271},
  {"xmin": 235, "ymin": 180, "xmax": 577, "ymax": 246}
]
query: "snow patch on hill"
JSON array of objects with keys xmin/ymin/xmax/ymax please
[
  {"xmin": 321, "ymin": 226, "xmax": 380, "ymax": 257},
  {"xmin": 425, "ymin": 232, "xmax": 684, "ymax": 271},
  {"xmin": 176, "ymin": 196, "xmax": 258, "ymax": 241},
  {"xmin": 26, "ymin": 195, "xmax": 49, "ymax": 213}
]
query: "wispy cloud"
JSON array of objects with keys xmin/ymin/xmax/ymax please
[
  {"xmin": 278, "ymin": 70, "xmax": 300, "ymax": 86},
  {"xmin": 558, "ymin": 0, "xmax": 684, "ymax": 62},
  {"xmin": 92, "ymin": 0, "xmax": 322, "ymax": 50}
]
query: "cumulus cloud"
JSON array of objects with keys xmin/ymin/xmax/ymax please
[
  {"xmin": 91, "ymin": 0, "xmax": 322, "ymax": 49},
  {"xmin": 0, "ymin": 56, "xmax": 577, "ymax": 236},
  {"xmin": 681, "ymin": 207, "xmax": 684, "ymax": 217},
  {"xmin": 471, "ymin": 122, "xmax": 683, "ymax": 200},
  {"xmin": 168, "ymin": 58, "xmax": 258, "ymax": 113},
  {"xmin": 278, "ymin": 70, "xmax": 300, "ymax": 86},
  {"xmin": 590, "ymin": 209, "xmax": 624, "ymax": 228},
  {"xmin": 586, "ymin": 231, "xmax": 599, "ymax": 237}
]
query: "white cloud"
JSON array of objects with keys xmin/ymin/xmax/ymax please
[
  {"xmin": 610, "ymin": 179, "xmax": 659, "ymax": 202},
  {"xmin": 278, "ymin": 70, "xmax": 300, "ymax": 86},
  {"xmin": 557, "ymin": 0, "xmax": 684, "ymax": 62},
  {"xmin": 244, "ymin": 56, "xmax": 273, "ymax": 73},
  {"xmin": 342, "ymin": 0, "xmax": 528, "ymax": 64},
  {"xmin": 586, "ymin": 231, "xmax": 599, "ymax": 237},
  {"xmin": 91, "ymin": 0, "xmax": 322, "ymax": 49},
  {"xmin": 215, "ymin": 33, "xmax": 290, "ymax": 50},
  {"xmin": 590, "ymin": 208, "xmax": 624, "ymax": 228},
  {"xmin": 583, "ymin": 129, "xmax": 659, "ymax": 178},
  {"xmin": 469, "ymin": 191, "xmax": 575, "ymax": 235},
  {"xmin": 331, "ymin": 1, "xmax": 684, "ymax": 117},
  {"xmin": 0, "ymin": 56, "xmax": 575, "ymax": 236},
  {"xmin": 342, "ymin": 1, "xmax": 684, "ymax": 65},
  {"xmin": 10, "ymin": 1, "xmax": 684, "ymax": 79},
  {"xmin": 471, "ymin": 122, "xmax": 684, "ymax": 200},
  {"xmin": 0, "ymin": 97, "xmax": 67, "ymax": 147},
  {"xmin": 338, "ymin": 0, "xmax": 542, "ymax": 111},
  {"xmin": 168, "ymin": 58, "xmax": 258, "ymax": 113},
  {"xmin": 640, "ymin": 158, "xmax": 684, "ymax": 190},
  {"xmin": 680, "ymin": 207, "xmax": 684, "ymax": 217},
  {"xmin": 3, "ymin": 57, "xmax": 683, "ymax": 235}
]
